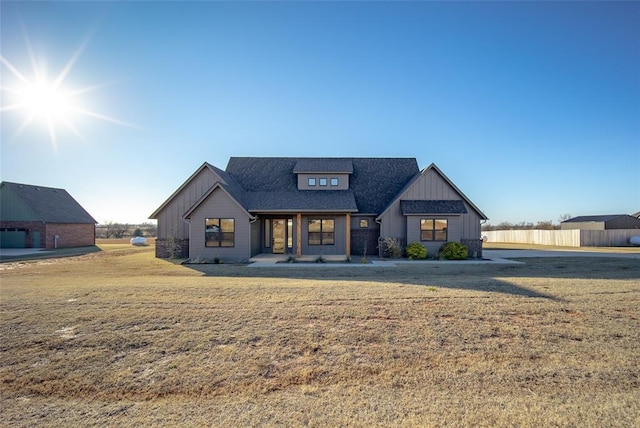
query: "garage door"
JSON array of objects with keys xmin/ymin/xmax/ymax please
[{"xmin": 0, "ymin": 230, "xmax": 26, "ymax": 248}]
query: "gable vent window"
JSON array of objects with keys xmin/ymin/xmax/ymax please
[
  {"xmin": 205, "ymin": 218, "xmax": 235, "ymax": 247},
  {"xmin": 330, "ymin": 178, "xmax": 339, "ymax": 186},
  {"xmin": 308, "ymin": 178, "xmax": 316, "ymax": 186}
]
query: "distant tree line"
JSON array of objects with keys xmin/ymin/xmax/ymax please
[
  {"xmin": 96, "ymin": 222, "xmax": 157, "ymax": 239},
  {"xmin": 481, "ymin": 214, "xmax": 572, "ymax": 231}
]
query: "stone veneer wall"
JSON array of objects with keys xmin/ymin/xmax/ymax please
[
  {"xmin": 155, "ymin": 238, "xmax": 190, "ymax": 258},
  {"xmin": 461, "ymin": 238, "xmax": 483, "ymax": 259}
]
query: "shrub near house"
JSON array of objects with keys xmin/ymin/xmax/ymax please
[
  {"xmin": 406, "ymin": 242, "xmax": 428, "ymax": 260},
  {"xmin": 440, "ymin": 242, "xmax": 468, "ymax": 260}
]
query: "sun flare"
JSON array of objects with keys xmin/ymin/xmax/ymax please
[
  {"xmin": 21, "ymin": 78, "xmax": 73, "ymax": 121},
  {"xmin": 1, "ymin": 34, "xmax": 133, "ymax": 150}
]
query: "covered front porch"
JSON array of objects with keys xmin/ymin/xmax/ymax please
[{"xmin": 252, "ymin": 212, "xmax": 354, "ymax": 258}]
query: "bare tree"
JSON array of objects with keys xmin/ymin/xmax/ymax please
[
  {"xmin": 105, "ymin": 222, "xmax": 129, "ymax": 238},
  {"xmin": 558, "ymin": 213, "xmax": 572, "ymax": 224}
]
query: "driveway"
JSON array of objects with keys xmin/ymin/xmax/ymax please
[
  {"xmin": 0, "ymin": 246, "xmax": 100, "ymax": 262},
  {"xmin": 484, "ymin": 249, "xmax": 640, "ymax": 260},
  {"xmin": 0, "ymin": 248, "xmax": 53, "ymax": 257}
]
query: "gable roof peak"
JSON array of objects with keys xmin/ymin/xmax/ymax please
[{"xmin": 1, "ymin": 181, "xmax": 96, "ymax": 224}]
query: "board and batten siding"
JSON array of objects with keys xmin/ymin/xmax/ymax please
[
  {"xmin": 156, "ymin": 167, "xmax": 220, "ymax": 240},
  {"xmin": 379, "ymin": 167, "xmax": 483, "ymax": 242},
  {"xmin": 186, "ymin": 188, "xmax": 253, "ymax": 262}
]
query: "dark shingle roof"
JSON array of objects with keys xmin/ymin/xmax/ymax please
[
  {"xmin": 563, "ymin": 215, "xmax": 630, "ymax": 223},
  {"xmin": 1, "ymin": 181, "xmax": 96, "ymax": 224},
  {"xmin": 400, "ymin": 200, "xmax": 468, "ymax": 215},
  {"xmin": 225, "ymin": 157, "xmax": 419, "ymax": 214},
  {"xmin": 245, "ymin": 191, "xmax": 358, "ymax": 212},
  {"xmin": 293, "ymin": 159, "xmax": 354, "ymax": 174}
]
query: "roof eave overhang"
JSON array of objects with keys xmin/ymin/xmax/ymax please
[
  {"xmin": 248, "ymin": 209, "xmax": 357, "ymax": 214},
  {"xmin": 183, "ymin": 182, "xmax": 253, "ymax": 221},
  {"xmin": 149, "ymin": 162, "xmax": 215, "ymax": 219},
  {"xmin": 402, "ymin": 212, "xmax": 465, "ymax": 216}
]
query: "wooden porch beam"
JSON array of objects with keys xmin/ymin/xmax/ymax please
[
  {"xmin": 346, "ymin": 212, "xmax": 351, "ymax": 258},
  {"xmin": 296, "ymin": 213, "xmax": 302, "ymax": 257}
]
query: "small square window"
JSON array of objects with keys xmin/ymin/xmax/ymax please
[
  {"xmin": 308, "ymin": 178, "xmax": 316, "ymax": 186},
  {"xmin": 359, "ymin": 219, "xmax": 369, "ymax": 228},
  {"xmin": 319, "ymin": 178, "xmax": 327, "ymax": 186},
  {"xmin": 330, "ymin": 178, "xmax": 339, "ymax": 186}
]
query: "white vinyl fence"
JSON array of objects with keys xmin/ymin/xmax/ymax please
[{"xmin": 483, "ymin": 229, "xmax": 640, "ymax": 247}]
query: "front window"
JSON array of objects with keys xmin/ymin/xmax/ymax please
[
  {"xmin": 330, "ymin": 178, "xmax": 339, "ymax": 186},
  {"xmin": 319, "ymin": 178, "xmax": 328, "ymax": 186},
  {"xmin": 308, "ymin": 178, "xmax": 316, "ymax": 186},
  {"xmin": 420, "ymin": 219, "xmax": 447, "ymax": 241},
  {"xmin": 206, "ymin": 218, "xmax": 235, "ymax": 247},
  {"xmin": 308, "ymin": 219, "xmax": 334, "ymax": 245}
]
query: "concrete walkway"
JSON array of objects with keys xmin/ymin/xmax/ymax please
[
  {"xmin": 248, "ymin": 253, "xmax": 521, "ymax": 267},
  {"xmin": 247, "ymin": 248, "xmax": 640, "ymax": 267}
]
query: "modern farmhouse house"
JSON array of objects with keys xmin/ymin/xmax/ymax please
[
  {"xmin": 150, "ymin": 157, "xmax": 488, "ymax": 261},
  {"xmin": 0, "ymin": 181, "xmax": 97, "ymax": 249}
]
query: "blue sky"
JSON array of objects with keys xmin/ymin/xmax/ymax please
[{"xmin": 1, "ymin": 1, "xmax": 638, "ymax": 225}]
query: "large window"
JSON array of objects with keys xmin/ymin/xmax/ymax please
[
  {"xmin": 420, "ymin": 219, "xmax": 447, "ymax": 241},
  {"xmin": 308, "ymin": 219, "xmax": 334, "ymax": 245},
  {"xmin": 205, "ymin": 218, "xmax": 235, "ymax": 247}
]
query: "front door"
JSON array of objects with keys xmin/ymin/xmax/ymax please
[{"xmin": 272, "ymin": 219, "xmax": 286, "ymax": 254}]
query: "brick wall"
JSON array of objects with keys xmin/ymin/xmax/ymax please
[{"xmin": 45, "ymin": 223, "xmax": 96, "ymax": 249}]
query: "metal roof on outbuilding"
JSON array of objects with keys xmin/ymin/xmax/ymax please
[{"xmin": 562, "ymin": 215, "xmax": 630, "ymax": 223}]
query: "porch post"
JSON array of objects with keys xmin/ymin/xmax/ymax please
[
  {"xmin": 346, "ymin": 212, "xmax": 351, "ymax": 258},
  {"xmin": 296, "ymin": 213, "xmax": 302, "ymax": 257}
]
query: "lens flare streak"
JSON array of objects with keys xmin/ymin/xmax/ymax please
[{"xmin": 1, "ymin": 33, "xmax": 134, "ymax": 150}]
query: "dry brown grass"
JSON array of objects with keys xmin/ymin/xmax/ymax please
[{"xmin": 1, "ymin": 244, "xmax": 639, "ymax": 427}]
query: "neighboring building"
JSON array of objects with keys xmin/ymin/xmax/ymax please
[
  {"xmin": 633, "ymin": 211, "xmax": 640, "ymax": 219},
  {"xmin": 561, "ymin": 214, "xmax": 640, "ymax": 231},
  {"xmin": 0, "ymin": 182, "xmax": 97, "ymax": 249},
  {"xmin": 150, "ymin": 157, "xmax": 488, "ymax": 261}
]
